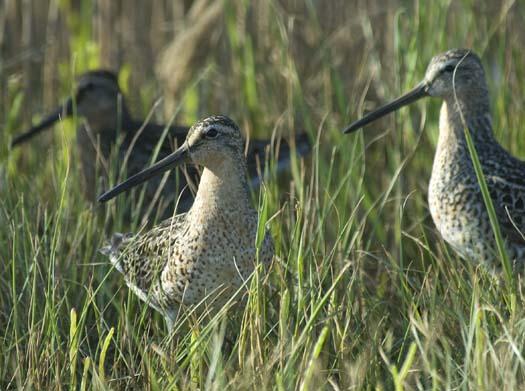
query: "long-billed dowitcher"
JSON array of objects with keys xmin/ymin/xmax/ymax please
[
  {"xmin": 343, "ymin": 48, "xmax": 525, "ymax": 267},
  {"xmin": 11, "ymin": 70, "xmax": 311, "ymax": 219},
  {"xmin": 98, "ymin": 115, "xmax": 274, "ymax": 329}
]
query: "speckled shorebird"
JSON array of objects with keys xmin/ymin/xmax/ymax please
[
  {"xmin": 11, "ymin": 70, "xmax": 311, "ymax": 218},
  {"xmin": 98, "ymin": 115, "xmax": 274, "ymax": 329},
  {"xmin": 343, "ymin": 48, "xmax": 525, "ymax": 267}
]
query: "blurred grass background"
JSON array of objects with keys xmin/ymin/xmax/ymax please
[{"xmin": 2, "ymin": 0, "xmax": 525, "ymax": 389}]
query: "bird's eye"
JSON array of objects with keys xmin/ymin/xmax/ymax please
[
  {"xmin": 205, "ymin": 127, "xmax": 219, "ymax": 138},
  {"xmin": 444, "ymin": 64, "xmax": 456, "ymax": 73}
]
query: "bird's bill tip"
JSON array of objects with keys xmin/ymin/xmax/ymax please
[
  {"xmin": 97, "ymin": 192, "xmax": 112, "ymax": 203},
  {"xmin": 341, "ymin": 81, "xmax": 429, "ymax": 134},
  {"xmin": 10, "ymin": 98, "xmax": 74, "ymax": 148},
  {"xmin": 342, "ymin": 122, "xmax": 363, "ymax": 134},
  {"xmin": 97, "ymin": 143, "xmax": 190, "ymax": 203}
]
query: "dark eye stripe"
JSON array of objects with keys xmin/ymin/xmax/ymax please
[{"xmin": 444, "ymin": 64, "xmax": 456, "ymax": 72}]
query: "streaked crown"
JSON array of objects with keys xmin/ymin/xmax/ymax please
[
  {"xmin": 185, "ymin": 115, "xmax": 245, "ymax": 165},
  {"xmin": 424, "ymin": 49, "xmax": 487, "ymax": 98}
]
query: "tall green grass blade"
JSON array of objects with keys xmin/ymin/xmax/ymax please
[
  {"xmin": 463, "ymin": 125, "xmax": 515, "ymax": 296},
  {"xmin": 98, "ymin": 327, "xmax": 114, "ymax": 383}
]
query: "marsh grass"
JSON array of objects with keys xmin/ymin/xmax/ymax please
[{"xmin": 2, "ymin": 0, "xmax": 525, "ymax": 389}]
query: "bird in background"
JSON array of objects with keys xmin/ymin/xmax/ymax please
[
  {"xmin": 11, "ymin": 70, "xmax": 311, "ymax": 221},
  {"xmin": 343, "ymin": 48, "xmax": 525, "ymax": 268},
  {"xmin": 11, "ymin": 70, "xmax": 191, "ymax": 218},
  {"xmin": 98, "ymin": 115, "xmax": 274, "ymax": 331}
]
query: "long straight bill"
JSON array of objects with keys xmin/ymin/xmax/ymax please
[
  {"xmin": 98, "ymin": 143, "xmax": 190, "ymax": 203},
  {"xmin": 342, "ymin": 82, "xmax": 429, "ymax": 134},
  {"xmin": 11, "ymin": 98, "xmax": 73, "ymax": 147}
]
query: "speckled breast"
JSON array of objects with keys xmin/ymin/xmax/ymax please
[
  {"xmin": 161, "ymin": 214, "xmax": 273, "ymax": 309},
  {"xmin": 428, "ymin": 150, "xmax": 497, "ymax": 264}
]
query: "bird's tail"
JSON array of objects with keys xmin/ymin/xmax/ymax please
[{"xmin": 99, "ymin": 232, "xmax": 133, "ymax": 273}]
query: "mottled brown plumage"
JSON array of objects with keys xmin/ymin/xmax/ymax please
[
  {"xmin": 343, "ymin": 49, "xmax": 525, "ymax": 268},
  {"xmin": 99, "ymin": 116, "xmax": 274, "ymax": 330}
]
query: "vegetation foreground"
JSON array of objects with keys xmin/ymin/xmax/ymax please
[{"xmin": 2, "ymin": 1, "xmax": 525, "ymax": 389}]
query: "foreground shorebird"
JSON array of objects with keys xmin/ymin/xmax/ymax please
[
  {"xmin": 12, "ymin": 70, "xmax": 310, "ymax": 218},
  {"xmin": 343, "ymin": 48, "xmax": 525, "ymax": 267},
  {"xmin": 99, "ymin": 116, "xmax": 274, "ymax": 329}
]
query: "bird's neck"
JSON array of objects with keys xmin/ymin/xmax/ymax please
[
  {"xmin": 189, "ymin": 155, "xmax": 253, "ymax": 223},
  {"xmin": 84, "ymin": 104, "xmax": 134, "ymax": 136},
  {"xmin": 438, "ymin": 92, "xmax": 494, "ymax": 149}
]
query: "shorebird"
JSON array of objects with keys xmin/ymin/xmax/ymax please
[
  {"xmin": 11, "ymin": 70, "xmax": 310, "ymax": 219},
  {"xmin": 98, "ymin": 115, "xmax": 274, "ymax": 330},
  {"xmin": 343, "ymin": 48, "xmax": 525, "ymax": 268},
  {"xmin": 11, "ymin": 70, "xmax": 192, "ymax": 215}
]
